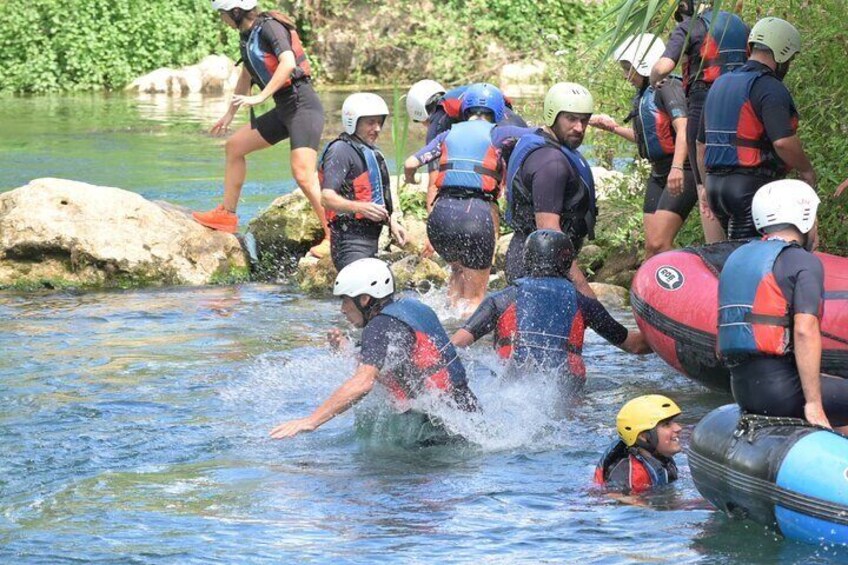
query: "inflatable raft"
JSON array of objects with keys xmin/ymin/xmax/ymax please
[
  {"xmin": 689, "ymin": 404, "xmax": 848, "ymax": 545},
  {"xmin": 630, "ymin": 242, "xmax": 848, "ymax": 390}
]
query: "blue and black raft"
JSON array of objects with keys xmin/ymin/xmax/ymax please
[{"xmin": 689, "ymin": 404, "xmax": 848, "ymax": 546}]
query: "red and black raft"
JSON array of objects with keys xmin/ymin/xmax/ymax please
[{"xmin": 630, "ymin": 241, "xmax": 848, "ymax": 391}]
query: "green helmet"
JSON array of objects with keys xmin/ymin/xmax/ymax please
[
  {"xmin": 748, "ymin": 17, "xmax": 801, "ymax": 64},
  {"xmin": 543, "ymin": 82, "xmax": 594, "ymax": 126}
]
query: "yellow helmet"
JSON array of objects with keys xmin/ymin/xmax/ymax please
[{"xmin": 616, "ymin": 395, "xmax": 681, "ymax": 447}]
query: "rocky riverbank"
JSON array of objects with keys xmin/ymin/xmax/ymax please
[{"xmin": 0, "ymin": 168, "xmax": 642, "ymax": 306}]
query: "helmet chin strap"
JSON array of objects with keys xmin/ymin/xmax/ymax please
[
  {"xmin": 354, "ymin": 295, "xmax": 391, "ymax": 324},
  {"xmin": 635, "ymin": 429, "xmax": 659, "ymax": 452}
]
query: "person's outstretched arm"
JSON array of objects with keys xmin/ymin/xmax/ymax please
[{"xmin": 269, "ymin": 364, "xmax": 378, "ymax": 439}]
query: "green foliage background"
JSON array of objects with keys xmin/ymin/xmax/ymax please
[{"xmin": 0, "ymin": 0, "xmax": 231, "ymax": 92}]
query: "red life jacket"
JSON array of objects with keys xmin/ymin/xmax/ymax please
[
  {"xmin": 594, "ymin": 440, "xmax": 676, "ymax": 493},
  {"xmin": 318, "ymin": 134, "xmax": 391, "ymax": 224},
  {"xmin": 718, "ymin": 238, "xmax": 797, "ymax": 359},
  {"xmin": 494, "ymin": 302, "xmax": 517, "ymax": 359},
  {"xmin": 704, "ymin": 67, "xmax": 799, "ymax": 174},
  {"xmin": 242, "ymin": 13, "xmax": 312, "ymax": 91},
  {"xmin": 439, "ymin": 84, "xmax": 516, "ymax": 120}
]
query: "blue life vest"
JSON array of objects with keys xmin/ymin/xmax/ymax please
[
  {"xmin": 704, "ymin": 68, "xmax": 792, "ymax": 173},
  {"xmin": 436, "ymin": 120, "xmax": 501, "ymax": 196},
  {"xmin": 636, "ymin": 86, "xmax": 676, "ymax": 162},
  {"xmin": 718, "ymin": 239, "xmax": 794, "ymax": 359},
  {"xmin": 512, "ymin": 277, "xmax": 581, "ymax": 370},
  {"xmin": 505, "ymin": 132, "xmax": 597, "ymax": 241},
  {"xmin": 698, "ymin": 11, "xmax": 749, "ymax": 82},
  {"xmin": 380, "ymin": 298, "xmax": 467, "ymax": 397},
  {"xmin": 318, "ymin": 133, "xmax": 391, "ymax": 224}
]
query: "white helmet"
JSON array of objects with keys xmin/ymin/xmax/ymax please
[
  {"xmin": 751, "ymin": 179, "xmax": 820, "ymax": 234},
  {"xmin": 333, "ymin": 258, "xmax": 395, "ymax": 299},
  {"xmin": 210, "ymin": 0, "xmax": 257, "ymax": 10},
  {"xmin": 748, "ymin": 17, "xmax": 801, "ymax": 64},
  {"xmin": 406, "ymin": 80, "xmax": 445, "ymax": 122},
  {"xmin": 613, "ymin": 34, "xmax": 666, "ymax": 78},
  {"xmin": 543, "ymin": 82, "xmax": 594, "ymax": 126},
  {"xmin": 341, "ymin": 93, "xmax": 390, "ymax": 135}
]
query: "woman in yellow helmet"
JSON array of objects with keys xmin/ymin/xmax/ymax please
[{"xmin": 595, "ymin": 395, "xmax": 683, "ymax": 492}]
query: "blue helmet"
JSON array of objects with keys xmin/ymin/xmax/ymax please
[{"xmin": 460, "ymin": 83, "xmax": 506, "ymax": 122}]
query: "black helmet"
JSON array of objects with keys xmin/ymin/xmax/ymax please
[{"xmin": 523, "ymin": 230, "xmax": 576, "ymax": 278}]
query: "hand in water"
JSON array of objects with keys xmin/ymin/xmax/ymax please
[
  {"xmin": 270, "ymin": 417, "xmax": 316, "ymax": 439},
  {"xmin": 327, "ymin": 328, "xmax": 349, "ymax": 351},
  {"xmin": 804, "ymin": 402, "xmax": 832, "ymax": 429},
  {"xmin": 232, "ymin": 94, "xmax": 267, "ymax": 109}
]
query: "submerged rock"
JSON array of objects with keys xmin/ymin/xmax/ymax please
[{"xmin": 0, "ymin": 178, "xmax": 248, "ymax": 289}]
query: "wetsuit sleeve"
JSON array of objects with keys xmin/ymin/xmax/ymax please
[
  {"xmin": 578, "ymin": 293, "xmax": 629, "ymax": 346},
  {"xmin": 413, "ymin": 132, "xmax": 449, "ymax": 165},
  {"xmin": 360, "ymin": 315, "xmax": 415, "ymax": 370},
  {"xmin": 752, "ymin": 78, "xmax": 797, "ymax": 142},
  {"xmin": 491, "ymin": 126, "xmax": 536, "ymax": 148},
  {"xmin": 524, "ymin": 149, "xmax": 572, "ymax": 216},
  {"xmin": 261, "ymin": 20, "xmax": 294, "ymax": 57},
  {"xmin": 462, "ymin": 288, "xmax": 515, "ymax": 340},
  {"xmin": 426, "ymin": 108, "xmax": 451, "ymax": 143},
  {"xmin": 697, "ymin": 107, "xmax": 706, "ymax": 144},
  {"xmin": 774, "ymin": 248, "xmax": 824, "ymax": 317},
  {"xmin": 662, "ymin": 19, "xmax": 691, "ymax": 62},
  {"xmin": 321, "ymin": 143, "xmax": 359, "ymax": 192},
  {"xmin": 656, "ymin": 80, "xmax": 687, "ymax": 120}
]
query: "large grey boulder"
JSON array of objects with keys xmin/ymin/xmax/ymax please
[{"xmin": 0, "ymin": 178, "xmax": 248, "ymax": 289}]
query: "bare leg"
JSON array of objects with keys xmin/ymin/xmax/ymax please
[
  {"xmin": 291, "ymin": 147, "xmax": 330, "ymax": 242},
  {"xmin": 698, "ymin": 184, "xmax": 726, "ymax": 243},
  {"xmin": 447, "ymin": 262, "xmax": 463, "ymax": 306},
  {"xmin": 221, "ymin": 124, "xmax": 272, "ymax": 212},
  {"xmin": 456, "ymin": 266, "xmax": 491, "ymax": 316},
  {"xmin": 644, "ymin": 211, "xmax": 684, "ymax": 259}
]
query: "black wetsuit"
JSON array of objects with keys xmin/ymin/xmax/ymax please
[{"xmin": 727, "ymin": 246, "xmax": 848, "ymax": 427}]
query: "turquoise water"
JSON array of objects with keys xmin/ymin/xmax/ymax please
[{"xmin": 1, "ymin": 93, "xmax": 847, "ymax": 563}]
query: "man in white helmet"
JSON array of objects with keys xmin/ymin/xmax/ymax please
[
  {"xmin": 718, "ymin": 180, "xmax": 848, "ymax": 432},
  {"xmin": 319, "ymin": 93, "xmax": 406, "ymax": 271},
  {"xmin": 698, "ymin": 16, "xmax": 816, "ymax": 240},
  {"xmin": 591, "ymin": 34, "xmax": 697, "ymax": 258},
  {"xmin": 270, "ymin": 258, "xmax": 477, "ymax": 440},
  {"xmin": 503, "ymin": 82, "xmax": 598, "ymax": 296}
]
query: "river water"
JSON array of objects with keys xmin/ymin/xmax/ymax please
[{"xmin": 1, "ymin": 93, "xmax": 846, "ymax": 563}]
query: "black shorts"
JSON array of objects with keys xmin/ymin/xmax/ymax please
[
  {"xmin": 427, "ymin": 194, "xmax": 496, "ymax": 270},
  {"xmin": 253, "ymin": 82, "xmax": 325, "ymax": 150},
  {"xmin": 706, "ymin": 172, "xmax": 774, "ymax": 239},
  {"xmin": 330, "ymin": 223, "xmax": 382, "ymax": 271},
  {"xmin": 731, "ymin": 357, "xmax": 848, "ymax": 427},
  {"xmin": 643, "ymin": 163, "xmax": 697, "ymax": 218},
  {"xmin": 686, "ymin": 84, "xmax": 708, "ymax": 186}
]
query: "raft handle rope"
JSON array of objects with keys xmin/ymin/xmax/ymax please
[{"xmin": 733, "ymin": 412, "xmax": 846, "ymax": 443}]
